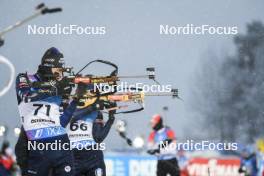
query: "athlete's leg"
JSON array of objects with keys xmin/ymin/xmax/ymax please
[
  {"xmin": 157, "ymin": 160, "xmax": 167, "ymax": 176},
  {"xmin": 166, "ymin": 158, "xmax": 180, "ymax": 176},
  {"xmin": 26, "ymin": 150, "xmax": 50, "ymax": 176},
  {"xmin": 52, "ymin": 150, "xmax": 75, "ymax": 176}
]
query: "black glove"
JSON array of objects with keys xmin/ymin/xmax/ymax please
[
  {"xmin": 73, "ymin": 82, "xmax": 87, "ymax": 101},
  {"xmin": 56, "ymin": 78, "xmax": 72, "ymax": 97},
  {"xmin": 147, "ymin": 149, "xmax": 160, "ymax": 155},
  {"xmin": 118, "ymin": 132, "xmax": 133, "ymax": 146},
  {"xmin": 126, "ymin": 138, "xmax": 133, "ymax": 146},
  {"xmin": 238, "ymin": 166, "xmax": 246, "ymax": 173}
]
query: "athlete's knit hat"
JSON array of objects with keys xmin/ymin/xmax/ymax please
[{"xmin": 41, "ymin": 47, "xmax": 64, "ymax": 68}]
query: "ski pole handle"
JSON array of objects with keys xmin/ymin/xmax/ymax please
[
  {"xmin": 0, "ymin": 3, "xmax": 62, "ymax": 40},
  {"xmin": 41, "ymin": 8, "xmax": 62, "ymax": 14}
]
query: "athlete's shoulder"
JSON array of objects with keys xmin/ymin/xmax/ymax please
[
  {"xmin": 16, "ymin": 73, "xmax": 27, "ymax": 81},
  {"xmin": 16, "ymin": 73, "xmax": 37, "ymax": 82},
  {"xmin": 165, "ymin": 126, "xmax": 176, "ymax": 139},
  {"xmin": 16, "ymin": 73, "xmax": 29, "ymax": 88},
  {"xmin": 148, "ymin": 131, "xmax": 156, "ymax": 142}
]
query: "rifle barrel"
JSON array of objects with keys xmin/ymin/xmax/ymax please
[
  {"xmin": 118, "ymin": 75, "xmax": 149, "ymax": 79},
  {"xmin": 144, "ymin": 92, "xmax": 175, "ymax": 96}
]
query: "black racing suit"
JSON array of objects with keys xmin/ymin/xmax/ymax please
[
  {"xmin": 148, "ymin": 126, "xmax": 180, "ymax": 176},
  {"xmin": 15, "ymin": 73, "xmax": 77, "ymax": 176},
  {"xmin": 67, "ymin": 107, "xmax": 115, "ymax": 176}
]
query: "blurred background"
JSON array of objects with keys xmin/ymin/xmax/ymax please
[{"xmin": 0, "ymin": 0, "xmax": 264, "ymax": 175}]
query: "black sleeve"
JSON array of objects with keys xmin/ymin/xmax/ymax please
[
  {"xmin": 15, "ymin": 126, "xmax": 28, "ymax": 170},
  {"xmin": 92, "ymin": 112, "xmax": 114, "ymax": 143}
]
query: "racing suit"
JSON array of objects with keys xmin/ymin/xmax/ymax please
[
  {"xmin": 148, "ymin": 126, "xmax": 180, "ymax": 176},
  {"xmin": 239, "ymin": 153, "xmax": 258, "ymax": 176},
  {"xmin": 16, "ymin": 73, "xmax": 77, "ymax": 176},
  {"xmin": 67, "ymin": 106, "xmax": 115, "ymax": 176}
]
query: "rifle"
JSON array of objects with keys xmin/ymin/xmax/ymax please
[
  {"xmin": 31, "ymin": 60, "xmax": 155, "ymax": 87},
  {"xmin": 31, "ymin": 59, "xmax": 180, "ymax": 114},
  {"xmin": 76, "ymin": 89, "xmax": 178, "ymax": 114}
]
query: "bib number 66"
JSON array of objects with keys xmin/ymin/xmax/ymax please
[{"xmin": 70, "ymin": 121, "xmax": 88, "ymax": 131}]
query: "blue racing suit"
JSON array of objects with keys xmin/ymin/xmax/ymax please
[
  {"xmin": 66, "ymin": 106, "xmax": 115, "ymax": 176},
  {"xmin": 239, "ymin": 153, "xmax": 258, "ymax": 176},
  {"xmin": 16, "ymin": 73, "xmax": 77, "ymax": 176}
]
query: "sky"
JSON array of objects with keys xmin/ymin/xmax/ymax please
[{"xmin": 0, "ymin": 0, "xmax": 264, "ymax": 149}]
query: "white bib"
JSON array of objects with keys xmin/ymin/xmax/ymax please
[{"xmin": 18, "ymin": 96, "xmax": 66, "ymax": 140}]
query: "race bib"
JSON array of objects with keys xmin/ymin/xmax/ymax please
[
  {"xmin": 18, "ymin": 97, "xmax": 66, "ymax": 140},
  {"xmin": 67, "ymin": 119, "xmax": 95, "ymax": 147}
]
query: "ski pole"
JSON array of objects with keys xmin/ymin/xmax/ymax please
[{"xmin": 0, "ymin": 3, "xmax": 62, "ymax": 46}]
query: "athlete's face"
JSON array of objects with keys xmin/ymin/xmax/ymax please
[
  {"xmin": 150, "ymin": 119, "xmax": 156, "ymax": 128},
  {"xmin": 150, "ymin": 116, "xmax": 161, "ymax": 128},
  {"xmin": 51, "ymin": 68, "xmax": 63, "ymax": 81}
]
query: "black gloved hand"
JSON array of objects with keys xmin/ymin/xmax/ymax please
[
  {"xmin": 238, "ymin": 166, "xmax": 246, "ymax": 173},
  {"xmin": 147, "ymin": 149, "xmax": 160, "ymax": 155},
  {"xmin": 55, "ymin": 78, "xmax": 72, "ymax": 97},
  {"xmin": 74, "ymin": 82, "xmax": 87, "ymax": 100},
  {"xmin": 126, "ymin": 138, "xmax": 133, "ymax": 146}
]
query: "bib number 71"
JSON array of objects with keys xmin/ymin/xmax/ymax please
[{"xmin": 33, "ymin": 104, "xmax": 51, "ymax": 116}]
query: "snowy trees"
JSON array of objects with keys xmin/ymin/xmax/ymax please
[{"xmin": 193, "ymin": 21, "xmax": 264, "ymax": 143}]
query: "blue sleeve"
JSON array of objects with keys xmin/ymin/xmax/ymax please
[
  {"xmin": 60, "ymin": 100, "xmax": 78, "ymax": 127},
  {"xmin": 72, "ymin": 105, "xmax": 97, "ymax": 121}
]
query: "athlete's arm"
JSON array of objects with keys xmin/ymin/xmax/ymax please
[
  {"xmin": 92, "ymin": 112, "xmax": 115, "ymax": 143},
  {"xmin": 60, "ymin": 99, "xmax": 78, "ymax": 127},
  {"xmin": 147, "ymin": 131, "xmax": 160, "ymax": 155},
  {"xmin": 72, "ymin": 105, "xmax": 97, "ymax": 121},
  {"xmin": 60, "ymin": 84, "xmax": 97, "ymax": 127},
  {"xmin": 16, "ymin": 73, "xmax": 54, "ymax": 103}
]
